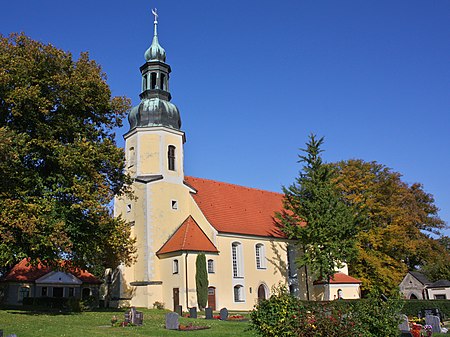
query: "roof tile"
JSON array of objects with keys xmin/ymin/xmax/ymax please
[
  {"xmin": 157, "ymin": 216, "xmax": 218, "ymax": 255},
  {"xmin": 185, "ymin": 176, "xmax": 285, "ymax": 238}
]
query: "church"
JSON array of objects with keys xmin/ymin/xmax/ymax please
[{"xmin": 114, "ymin": 11, "xmax": 361, "ymax": 311}]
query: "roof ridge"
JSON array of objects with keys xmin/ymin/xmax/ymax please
[{"xmin": 185, "ymin": 176, "xmax": 283, "ymax": 196}]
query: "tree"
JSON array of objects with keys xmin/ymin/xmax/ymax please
[
  {"xmin": 276, "ymin": 134, "xmax": 357, "ymax": 298},
  {"xmin": 332, "ymin": 159, "xmax": 448, "ymax": 295},
  {"xmin": 195, "ymin": 253, "xmax": 208, "ymax": 310},
  {"xmin": 0, "ymin": 33, "xmax": 135, "ymax": 272}
]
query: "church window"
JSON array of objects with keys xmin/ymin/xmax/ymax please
[
  {"xmin": 233, "ymin": 285, "xmax": 244, "ymax": 302},
  {"xmin": 171, "ymin": 200, "xmax": 178, "ymax": 210},
  {"xmin": 173, "ymin": 259, "xmax": 179, "ymax": 274},
  {"xmin": 151, "ymin": 72, "xmax": 157, "ymax": 89},
  {"xmin": 255, "ymin": 243, "xmax": 266, "ymax": 269},
  {"xmin": 207, "ymin": 259, "xmax": 214, "ymax": 273},
  {"xmin": 41, "ymin": 286, "xmax": 47, "ymax": 297},
  {"xmin": 168, "ymin": 145, "xmax": 176, "ymax": 171},
  {"xmin": 232, "ymin": 242, "xmax": 243, "ymax": 278}
]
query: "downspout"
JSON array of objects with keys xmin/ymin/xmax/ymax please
[{"xmin": 185, "ymin": 252, "xmax": 189, "ymax": 309}]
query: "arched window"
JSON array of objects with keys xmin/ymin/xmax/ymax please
[
  {"xmin": 151, "ymin": 72, "xmax": 157, "ymax": 89},
  {"xmin": 173, "ymin": 259, "xmax": 179, "ymax": 274},
  {"xmin": 234, "ymin": 285, "xmax": 244, "ymax": 302},
  {"xmin": 255, "ymin": 243, "xmax": 266, "ymax": 269},
  {"xmin": 207, "ymin": 259, "xmax": 214, "ymax": 273},
  {"xmin": 168, "ymin": 145, "xmax": 176, "ymax": 171},
  {"xmin": 142, "ymin": 74, "xmax": 148, "ymax": 91},
  {"xmin": 232, "ymin": 242, "xmax": 243, "ymax": 278}
]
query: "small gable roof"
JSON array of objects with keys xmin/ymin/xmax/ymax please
[
  {"xmin": 314, "ymin": 272, "xmax": 362, "ymax": 285},
  {"xmin": 409, "ymin": 271, "xmax": 431, "ymax": 285},
  {"xmin": 185, "ymin": 176, "xmax": 285, "ymax": 238},
  {"xmin": 1, "ymin": 258, "xmax": 101, "ymax": 284},
  {"xmin": 157, "ymin": 216, "xmax": 218, "ymax": 255}
]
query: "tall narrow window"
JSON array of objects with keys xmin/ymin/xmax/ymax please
[
  {"xmin": 255, "ymin": 243, "xmax": 266, "ymax": 269},
  {"xmin": 142, "ymin": 74, "xmax": 148, "ymax": 91},
  {"xmin": 168, "ymin": 145, "xmax": 176, "ymax": 171},
  {"xmin": 173, "ymin": 259, "xmax": 179, "ymax": 274},
  {"xmin": 232, "ymin": 242, "xmax": 243, "ymax": 278},
  {"xmin": 151, "ymin": 72, "xmax": 157, "ymax": 89},
  {"xmin": 160, "ymin": 74, "xmax": 166, "ymax": 91},
  {"xmin": 207, "ymin": 259, "xmax": 214, "ymax": 274}
]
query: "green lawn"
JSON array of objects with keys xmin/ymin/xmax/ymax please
[{"xmin": 0, "ymin": 307, "xmax": 256, "ymax": 337}]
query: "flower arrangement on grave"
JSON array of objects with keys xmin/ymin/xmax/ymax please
[
  {"xmin": 111, "ymin": 315, "xmax": 118, "ymax": 326},
  {"xmin": 423, "ymin": 324, "xmax": 433, "ymax": 337}
]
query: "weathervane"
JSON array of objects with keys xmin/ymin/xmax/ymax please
[{"xmin": 152, "ymin": 8, "xmax": 158, "ymax": 24}]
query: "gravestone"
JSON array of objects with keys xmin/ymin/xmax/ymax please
[
  {"xmin": 124, "ymin": 311, "xmax": 131, "ymax": 323},
  {"xmin": 425, "ymin": 315, "xmax": 442, "ymax": 333},
  {"xmin": 0, "ymin": 330, "xmax": 3, "ymax": 337},
  {"xmin": 400, "ymin": 332, "xmax": 413, "ymax": 337},
  {"xmin": 165, "ymin": 312, "xmax": 180, "ymax": 330},
  {"xmin": 220, "ymin": 307, "xmax": 228, "ymax": 321},
  {"xmin": 205, "ymin": 307, "xmax": 213, "ymax": 319},
  {"xmin": 6, "ymin": 335, "xmax": 17, "ymax": 337},
  {"xmin": 133, "ymin": 311, "xmax": 144, "ymax": 326},
  {"xmin": 189, "ymin": 307, "xmax": 198, "ymax": 319},
  {"xmin": 175, "ymin": 305, "xmax": 182, "ymax": 316},
  {"xmin": 398, "ymin": 314, "xmax": 410, "ymax": 332},
  {"xmin": 421, "ymin": 308, "xmax": 441, "ymax": 320}
]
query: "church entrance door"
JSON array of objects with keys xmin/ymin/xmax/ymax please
[
  {"xmin": 207, "ymin": 287, "xmax": 216, "ymax": 311},
  {"xmin": 173, "ymin": 288, "xmax": 179, "ymax": 311}
]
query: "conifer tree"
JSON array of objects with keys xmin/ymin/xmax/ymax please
[
  {"xmin": 277, "ymin": 134, "xmax": 357, "ymax": 297},
  {"xmin": 195, "ymin": 253, "xmax": 208, "ymax": 310}
]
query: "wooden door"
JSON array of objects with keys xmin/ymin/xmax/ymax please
[
  {"xmin": 207, "ymin": 287, "xmax": 216, "ymax": 311},
  {"xmin": 173, "ymin": 288, "xmax": 179, "ymax": 311}
]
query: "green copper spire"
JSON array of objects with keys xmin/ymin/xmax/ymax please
[{"xmin": 144, "ymin": 8, "xmax": 166, "ymax": 62}]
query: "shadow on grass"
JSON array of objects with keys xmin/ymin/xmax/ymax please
[{"xmin": 1, "ymin": 305, "xmax": 126, "ymax": 316}]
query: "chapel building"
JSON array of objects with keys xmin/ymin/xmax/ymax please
[{"xmin": 114, "ymin": 12, "xmax": 361, "ymax": 311}]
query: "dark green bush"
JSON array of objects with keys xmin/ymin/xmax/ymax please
[{"xmin": 399, "ymin": 299, "xmax": 450, "ymax": 319}]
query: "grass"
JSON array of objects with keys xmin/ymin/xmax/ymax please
[{"xmin": 0, "ymin": 307, "xmax": 256, "ymax": 337}]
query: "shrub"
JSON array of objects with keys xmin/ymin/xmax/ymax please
[
  {"xmin": 250, "ymin": 284, "xmax": 303, "ymax": 337},
  {"xmin": 153, "ymin": 301, "xmax": 165, "ymax": 310},
  {"xmin": 250, "ymin": 287, "xmax": 403, "ymax": 337},
  {"xmin": 400, "ymin": 300, "xmax": 450, "ymax": 319}
]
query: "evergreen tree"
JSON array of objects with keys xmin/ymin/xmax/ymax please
[
  {"xmin": 0, "ymin": 33, "xmax": 135, "ymax": 272},
  {"xmin": 276, "ymin": 134, "xmax": 357, "ymax": 296},
  {"xmin": 195, "ymin": 253, "xmax": 208, "ymax": 310}
]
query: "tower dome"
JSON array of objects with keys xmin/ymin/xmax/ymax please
[
  {"xmin": 144, "ymin": 9, "xmax": 166, "ymax": 62},
  {"xmin": 128, "ymin": 9, "xmax": 181, "ymax": 131}
]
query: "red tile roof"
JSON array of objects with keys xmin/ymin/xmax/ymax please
[
  {"xmin": 185, "ymin": 176, "xmax": 285, "ymax": 238},
  {"xmin": 157, "ymin": 216, "xmax": 219, "ymax": 255},
  {"xmin": 1, "ymin": 258, "xmax": 102, "ymax": 284},
  {"xmin": 314, "ymin": 272, "xmax": 362, "ymax": 285}
]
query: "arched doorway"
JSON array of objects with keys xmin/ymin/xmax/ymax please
[
  {"xmin": 208, "ymin": 287, "xmax": 216, "ymax": 310},
  {"xmin": 257, "ymin": 284, "xmax": 267, "ymax": 302}
]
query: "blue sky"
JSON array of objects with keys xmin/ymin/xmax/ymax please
[{"xmin": 2, "ymin": 1, "xmax": 449, "ymax": 235}]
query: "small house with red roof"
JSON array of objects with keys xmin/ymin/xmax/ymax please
[
  {"xmin": 113, "ymin": 14, "xmax": 361, "ymax": 311},
  {"xmin": 0, "ymin": 258, "xmax": 102, "ymax": 306}
]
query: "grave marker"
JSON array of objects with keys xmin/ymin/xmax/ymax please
[{"xmin": 165, "ymin": 312, "xmax": 180, "ymax": 330}]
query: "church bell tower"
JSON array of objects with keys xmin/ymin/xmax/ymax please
[{"xmin": 115, "ymin": 9, "xmax": 189, "ymax": 308}]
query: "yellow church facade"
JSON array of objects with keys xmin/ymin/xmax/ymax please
[{"xmin": 114, "ymin": 13, "xmax": 361, "ymax": 311}]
